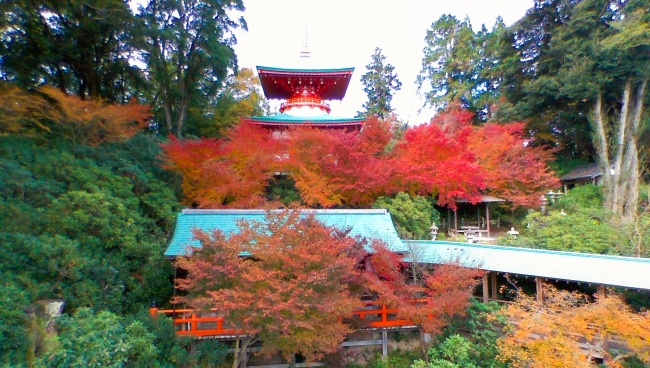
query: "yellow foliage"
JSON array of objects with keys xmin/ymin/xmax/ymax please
[
  {"xmin": 0, "ymin": 85, "xmax": 150, "ymax": 145},
  {"xmin": 497, "ymin": 286, "xmax": 650, "ymax": 367}
]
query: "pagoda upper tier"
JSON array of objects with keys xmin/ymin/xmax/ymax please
[{"xmin": 256, "ymin": 66, "xmax": 354, "ymax": 114}]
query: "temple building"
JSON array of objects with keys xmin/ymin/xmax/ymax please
[{"xmin": 243, "ymin": 49, "xmax": 364, "ymax": 134}]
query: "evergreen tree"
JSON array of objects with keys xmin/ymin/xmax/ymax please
[
  {"xmin": 139, "ymin": 0, "xmax": 246, "ymax": 137},
  {"xmin": 357, "ymin": 47, "xmax": 402, "ymax": 119},
  {"xmin": 0, "ymin": 0, "xmax": 144, "ymax": 102},
  {"xmin": 418, "ymin": 15, "xmax": 505, "ymax": 122}
]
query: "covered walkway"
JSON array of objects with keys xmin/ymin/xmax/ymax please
[{"xmin": 405, "ymin": 240, "xmax": 650, "ymax": 291}]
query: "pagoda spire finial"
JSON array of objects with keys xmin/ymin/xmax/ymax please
[{"xmin": 300, "ymin": 24, "xmax": 310, "ymax": 59}]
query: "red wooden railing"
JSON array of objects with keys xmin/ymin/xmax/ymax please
[
  {"xmin": 353, "ymin": 301, "xmax": 414, "ymax": 328},
  {"xmin": 151, "ymin": 302, "xmax": 416, "ymax": 338}
]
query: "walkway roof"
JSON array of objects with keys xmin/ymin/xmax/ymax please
[
  {"xmin": 165, "ymin": 209, "xmax": 406, "ymax": 257},
  {"xmin": 406, "ymin": 241, "xmax": 650, "ymax": 290}
]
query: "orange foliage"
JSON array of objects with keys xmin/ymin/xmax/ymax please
[
  {"xmin": 497, "ymin": 286, "xmax": 650, "ymax": 367},
  {"xmin": 0, "ymin": 85, "xmax": 149, "ymax": 146},
  {"xmin": 469, "ymin": 122, "xmax": 560, "ymax": 209},
  {"xmin": 160, "ymin": 121, "xmax": 281, "ymax": 208},
  {"xmin": 175, "ymin": 209, "xmax": 365, "ymax": 366},
  {"xmin": 160, "ymin": 106, "xmax": 558, "ymax": 210},
  {"xmin": 285, "ymin": 117, "xmax": 395, "ymax": 207}
]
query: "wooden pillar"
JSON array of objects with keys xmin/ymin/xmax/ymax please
[
  {"xmin": 486, "ymin": 203, "xmax": 491, "ymax": 238},
  {"xmin": 597, "ymin": 285, "xmax": 606, "ymax": 300},
  {"xmin": 454, "ymin": 209, "xmax": 458, "ymax": 236},
  {"xmin": 447, "ymin": 208, "xmax": 450, "ymax": 231},
  {"xmin": 477, "ymin": 207, "xmax": 481, "ymax": 227},
  {"xmin": 381, "ymin": 330, "xmax": 388, "ymax": 358},
  {"xmin": 482, "ymin": 275, "xmax": 489, "ymax": 303},
  {"xmin": 491, "ymin": 272, "xmax": 498, "ymax": 301},
  {"xmin": 535, "ymin": 277, "xmax": 545, "ymax": 303}
]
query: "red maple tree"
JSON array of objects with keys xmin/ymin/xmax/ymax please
[
  {"xmin": 468, "ymin": 122, "xmax": 560, "ymax": 208},
  {"xmin": 161, "ymin": 121, "xmax": 282, "ymax": 208},
  {"xmin": 175, "ymin": 209, "xmax": 366, "ymax": 368},
  {"xmin": 285, "ymin": 117, "xmax": 395, "ymax": 207},
  {"xmin": 160, "ymin": 107, "xmax": 558, "ymax": 211},
  {"xmin": 361, "ymin": 242, "xmax": 484, "ymax": 361},
  {"xmin": 391, "ymin": 109, "xmax": 485, "ymax": 208}
]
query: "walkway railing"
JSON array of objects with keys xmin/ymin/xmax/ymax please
[{"xmin": 150, "ymin": 302, "xmax": 416, "ymax": 338}]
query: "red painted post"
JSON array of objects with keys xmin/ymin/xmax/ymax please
[
  {"xmin": 149, "ymin": 302, "xmax": 158, "ymax": 318},
  {"xmin": 381, "ymin": 304, "xmax": 387, "ymax": 322}
]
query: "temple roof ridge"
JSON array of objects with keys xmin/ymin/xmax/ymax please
[{"xmin": 256, "ymin": 65, "xmax": 355, "ymax": 74}]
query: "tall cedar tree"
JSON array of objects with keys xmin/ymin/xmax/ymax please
[
  {"xmin": 497, "ymin": 0, "xmax": 650, "ymax": 220},
  {"xmin": 361, "ymin": 243, "xmax": 484, "ymax": 362},
  {"xmin": 418, "ymin": 15, "xmax": 505, "ymax": 121},
  {"xmin": 357, "ymin": 47, "xmax": 402, "ymax": 119},
  {"xmin": 497, "ymin": 286, "xmax": 650, "ymax": 367},
  {"xmin": 175, "ymin": 210, "xmax": 365, "ymax": 368}
]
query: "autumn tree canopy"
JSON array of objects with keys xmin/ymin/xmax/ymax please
[
  {"xmin": 175, "ymin": 210, "xmax": 366, "ymax": 368},
  {"xmin": 160, "ymin": 108, "xmax": 559, "ymax": 210},
  {"xmin": 497, "ymin": 286, "xmax": 650, "ymax": 367},
  {"xmin": 0, "ymin": 85, "xmax": 150, "ymax": 146}
]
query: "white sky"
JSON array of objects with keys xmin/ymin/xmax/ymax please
[{"xmin": 232, "ymin": 0, "xmax": 533, "ymax": 125}]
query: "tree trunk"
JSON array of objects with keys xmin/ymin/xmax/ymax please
[
  {"xmin": 232, "ymin": 336, "xmax": 256, "ymax": 368},
  {"xmin": 162, "ymin": 90, "xmax": 174, "ymax": 133},
  {"xmin": 591, "ymin": 78, "xmax": 646, "ymax": 223},
  {"xmin": 176, "ymin": 96, "xmax": 187, "ymax": 138},
  {"xmin": 232, "ymin": 339, "xmax": 240, "ymax": 368},
  {"xmin": 418, "ymin": 326, "xmax": 429, "ymax": 363}
]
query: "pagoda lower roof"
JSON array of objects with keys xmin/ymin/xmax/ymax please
[
  {"xmin": 257, "ymin": 66, "xmax": 354, "ymax": 100},
  {"xmin": 246, "ymin": 113, "xmax": 364, "ymax": 128}
]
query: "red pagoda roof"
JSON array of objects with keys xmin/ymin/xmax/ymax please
[{"xmin": 256, "ymin": 66, "xmax": 354, "ymax": 100}]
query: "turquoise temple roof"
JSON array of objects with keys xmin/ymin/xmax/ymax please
[{"xmin": 165, "ymin": 209, "xmax": 406, "ymax": 257}]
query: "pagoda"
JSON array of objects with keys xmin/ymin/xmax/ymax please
[{"xmin": 244, "ymin": 45, "xmax": 364, "ymax": 132}]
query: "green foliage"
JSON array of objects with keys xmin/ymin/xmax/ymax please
[
  {"xmin": 0, "ymin": 133, "xmax": 183, "ymax": 363},
  {"xmin": 355, "ymin": 348, "xmax": 423, "ymax": 368},
  {"xmin": 0, "ymin": 282, "xmax": 32, "ymax": 366},
  {"xmin": 139, "ymin": 0, "xmax": 246, "ymax": 136},
  {"xmin": 0, "ymin": 0, "xmax": 143, "ymax": 101},
  {"xmin": 427, "ymin": 335, "xmax": 477, "ymax": 368},
  {"xmin": 517, "ymin": 210, "xmax": 619, "ymax": 254},
  {"xmin": 501, "ymin": 186, "xmax": 626, "ymax": 254},
  {"xmin": 265, "ymin": 176, "xmax": 302, "ymax": 205},
  {"xmin": 0, "ymin": 135, "xmax": 179, "ymax": 313},
  {"xmin": 554, "ymin": 184, "xmax": 603, "ymax": 212},
  {"xmin": 418, "ymin": 300, "xmax": 506, "ymax": 368},
  {"xmin": 374, "ymin": 192, "xmax": 440, "ymax": 240},
  {"xmin": 41, "ymin": 308, "xmax": 163, "ymax": 367},
  {"xmin": 191, "ymin": 68, "xmax": 270, "ymax": 138}
]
